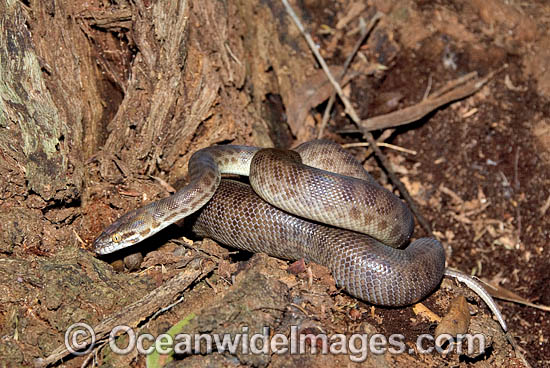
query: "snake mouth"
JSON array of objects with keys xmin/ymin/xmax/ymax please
[
  {"xmin": 93, "ymin": 240, "xmax": 114, "ymax": 255},
  {"xmin": 93, "ymin": 235, "xmax": 122, "ymax": 255},
  {"xmin": 93, "ymin": 239, "xmax": 136, "ymax": 255}
]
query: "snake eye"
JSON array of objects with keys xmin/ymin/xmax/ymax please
[{"xmin": 111, "ymin": 233, "xmax": 122, "ymax": 243}]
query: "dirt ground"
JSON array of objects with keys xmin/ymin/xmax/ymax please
[{"xmin": 0, "ymin": 0, "xmax": 549, "ymax": 367}]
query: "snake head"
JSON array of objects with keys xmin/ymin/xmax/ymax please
[{"xmin": 93, "ymin": 208, "xmax": 148, "ymax": 255}]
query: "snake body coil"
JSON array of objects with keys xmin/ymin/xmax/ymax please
[{"xmin": 94, "ymin": 140, "xmax": 446, "ymax": 306}]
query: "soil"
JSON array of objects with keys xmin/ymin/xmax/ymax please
[{"xmin": 0, "ymin": 0, "xmax": 548, "ymax": 367}]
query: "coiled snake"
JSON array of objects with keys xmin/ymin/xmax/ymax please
[{"xmin": 94, "ymin": 140, "xmax": 447, "ymax": 306}]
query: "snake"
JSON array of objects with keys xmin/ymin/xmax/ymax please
[{"xmin": 93, "ymin": 140, "xmax": 447, "ymax": 306}]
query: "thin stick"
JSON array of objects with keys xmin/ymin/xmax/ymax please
[
  {"xmin": 430, "ymin": 71, "xmax": 478, "ymax": 99},
  {"xmin": 540, "ymin": 194, "xmax": 550, "ymax": 216},
  {"xmin": 281, "ymin": 0, "xmax": 360, "ymax": 123},
  {"xmin": 360, "ymin": 67, "xmax": 504, "ymax": 132},
  {"xmin": 422, "ymin": 74, "xmax": 433, "ymax": 100},
  {"xmin": 342, "ymin": 142, "xmax": 417, "ymax": 155},
  {"xmin": 318, "ymin": 12, "xmax": 383, "ymax": 138},
  {"xmin": 360, "ymin": 73, "xmax": 481, "ymax": 131},
  {"xmin": 282, "ymin": 0, "xmax": 434, "ymax": 235}
]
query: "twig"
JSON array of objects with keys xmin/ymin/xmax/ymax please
[
  {"xmin": 73, "ymin": 230, "xmax": 86, "ymax": 246},
  {"xmin": 148, "ymin": 295, "xmax": 186, "ymax": 322},
  {"xmin": 205, "ymin": 278, "xmax": 218, "ymax": 293},
  {"xmin": 482, "ymin": 281, "xmax": 550, "ymax": 312},
  {"xmin": 360, "ymin": 74, "xmax": 479, "ymax": 131},
  {"xmin": 422, "ymin": 74, "xmax": 433, "ymax": 100},
  {"xmin": 342, "ymin": 142, "xmax": 416, "ymax": 155},
  {"xmin": 80, "ymin": 351, "xmax": 95, "ymax": 368},
  {"xmin": 317, "ymin": 12, "xmax": 383, "ymax": 139},
  {"xmin": 363, "ymin": 128, "xmax": 395, "ymax": 158},
  {"xmin": 289, "ymin": 303, "xmax": 311, "ymax": 317},
  {"xmin": 516, "ymin": 204, "xmax": 522, "ymax": 248},
  {"xmin": 540, "ymin": 194, "xmax": 550, "ymax": 216},
  {"xmin": 281, "ymin": 0, "xmax": 360, "ymax": 123},
  {"xmin": 430, "ymin": 71, "xmax": 478, "ymax": 99},
  {"xmin": 282, "ymin": 0, "xmax": 434, "ymax": 235},
  {"xmin": 361, "ymin": 67, "xmax": 504, "ymax": 132},
  {"xmin": 513, "ymin": 146, "xmax": 520, "ymax": 190}
]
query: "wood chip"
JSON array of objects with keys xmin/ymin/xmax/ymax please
[{"xmin": 412, "ymin": 302, "xmax": 441, "ymax": 323}]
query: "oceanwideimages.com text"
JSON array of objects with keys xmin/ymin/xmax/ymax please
[{"xmin": 66, "ymin": 323, "xmax": 486, "ymax": 362}]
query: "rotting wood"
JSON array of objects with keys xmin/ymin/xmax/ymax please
[{"xmin": 35, "ymin": 257, "xmax": 215, "ymax": 368}]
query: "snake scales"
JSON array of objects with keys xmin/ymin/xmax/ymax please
[{"xmin": 94, "ymin": 140, "xmax": 446, "ymax": 306}]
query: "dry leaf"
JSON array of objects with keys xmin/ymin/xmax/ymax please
[
  {"xmin": 435, "ymin": 295, "xmax": 470, "ymax": 339},
  {"xmin": 287, "ymin": 258, "xmax": 307, "ymax": 274}
]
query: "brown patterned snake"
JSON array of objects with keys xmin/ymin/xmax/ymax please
[{"xmin": 93, "ymin": 140, "xmax": 506, "ymax": 329}]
